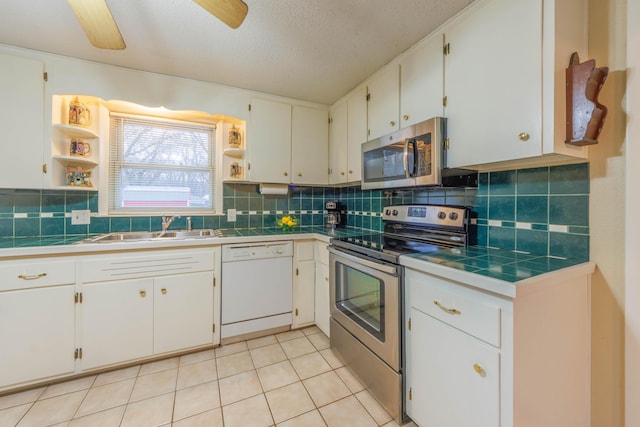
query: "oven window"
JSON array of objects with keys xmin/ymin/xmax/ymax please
[{"xmin": 335, "ymin": 261, "xmax": 385, "ymax": 341}]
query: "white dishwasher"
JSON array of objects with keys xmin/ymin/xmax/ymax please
[{"xmin": 221, "ymin": 241, "xmax": 293, "ymax": 339}]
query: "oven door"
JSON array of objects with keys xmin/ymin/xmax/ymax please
[{"xmin": 329, "ymin": 246, "xmax": 401, "ymax": 370}]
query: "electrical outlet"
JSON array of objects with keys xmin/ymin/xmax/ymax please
[
  {"xmin": 227, "ymin": 209, "xmax": 237, "ymax": 222},
  {"xmin": 71, "ymin": 210, "xmax": 91, "ymax": 225}
]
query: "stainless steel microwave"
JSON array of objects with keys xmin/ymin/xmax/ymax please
[{"xmin": 361, "ymin": 117, "xmax": 477, "ymax": 190}]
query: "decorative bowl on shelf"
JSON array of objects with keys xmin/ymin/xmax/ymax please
[{"xmin": 276, "ymin": 215, "xmax": 297, "ymax": 232}]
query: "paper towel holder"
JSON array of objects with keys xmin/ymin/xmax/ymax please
[{"xmin": 259, "ymin": 183, "xmax": 289, "ymax": 195}]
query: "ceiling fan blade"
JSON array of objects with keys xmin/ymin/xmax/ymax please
[
  {"xmin": 67, "ymin": 0, "xmax": 126, "ymax": 50},
  {"xmin": 192, "ymin": 0, "xmax": 248, "ymax": 29}
]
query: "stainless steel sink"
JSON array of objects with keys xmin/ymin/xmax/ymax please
[{"xmin": 79, "ymin": 229, "xmax": 222, "ymax": 243}]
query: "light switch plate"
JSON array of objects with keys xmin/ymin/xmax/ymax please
[
  {"xmin": 227, "ymin": 209, "xmax": 237, "ymax": 222},
  {"xmin": 71, "ymin": 210, "xmax": 91, "ymax": 225}
]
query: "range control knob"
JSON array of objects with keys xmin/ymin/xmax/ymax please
[
  {"xmin": 437, "ymin": 211, "xmax": 447, "ymax": 220},
  {"xmin": 385, "ymin": 209, "xmax": 391, "ymax": 216},
  {"xmin": 392, "ymin": 209, "xmax": 399, "ymax": 216},
  {"xmin": 449, "ymin": 212, "xmax": 459, "ymax": 220}
]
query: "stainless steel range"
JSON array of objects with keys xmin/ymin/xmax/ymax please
[{"xmin": 328, "ymin": 204, "xmax": 470, "ymax": 423}]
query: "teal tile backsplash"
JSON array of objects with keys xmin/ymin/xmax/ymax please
[{"xmin": 0, "ymin": 163, "xmax": 589, "ymax": 261}]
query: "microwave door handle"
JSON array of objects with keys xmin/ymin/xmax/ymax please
[
  {"xmin": 403, "ymin": 139, "xmax": 411, "ymax": 178},
  {"xmin": 410, "ymin": 138, "xmax": 418, "ymax": 177}
]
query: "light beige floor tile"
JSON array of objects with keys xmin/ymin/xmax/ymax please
[
  {"xmin": 303, "ymin": 371, "xmax": 351, "ymax": 407},
  {"xmin": 356, "ymin": 389, "xmax": 393, "ymax": 425},
  {"xmin": 173, "ymin": 380, "xmax": 220, "ymax": 421},
  {"xmin": 179, "ymin": 349, "xmax": 216, "ymax": 366},
  {"xmin": 0, "ymin": 387, "xmax": 44, "ymax": 410},
  {"xmin": 277, "ymin": 409, "xmax": 326, "ymax": 427},
  {"xmin": 301, "ymin": 326, "xmax": 322, "ymax": 336},
  {"xmin": 176, "ymin": 359, "xmax": 217, "ymax": 390},
  {"xmin": 307, "ymin": 333, "xmax": 330, "ymax": 351},
  {"xmin": 0, "ymin": 403, "xmax": 31, "ymax": 427},
  {"xmin": 120, "ymin": 392, "xmax": 174, "ymax": 427},
  {"xmin": 138, "ymin": 357, "xmax": 179, "ymax": 376},
  {"xmin": 93, "ymin": 366, "xmax": 140, "ymax": 387},
  {"xmin": 17, "ymin": 389, "xmax": 86, "ymax": 427},
  {"xmin": 173, "ymin": 408, "xmax": 223, "ymax": 427},
  {"xmin": 290, "ymin": 352, "xmax": 332, "ymax": 380},
  {"xmin": 319, "ymin": 395, "xmax": 377, "ymax": 427},
  {"xmin": 216, "ymin": 350, "xmax": 254, "ymax": 378},
  {"xmin": 276, "ymin": 329, "xmax": 305, "ymax": 342},
  {"xmin": 68, "ymin": 405, "xmax": 125, "ymax": 427},
  {"xmin": 250, "ymin": 343, "xmax": 287, "ymax": 368},
  {"xmin": 218, "ymin": 370, "xmax": 263, "ymax": 406},
  {"xmin": 40, "ymin": 376, "xmax": 96, "ymax": 400},
  {"xmin": 281, "ymin": 336, "xmax": 317, "ymax": 359},
  {"xmin": 222, "ymin": 394, "xmax": 273, "ymax": 427},
  {"xmin": 75, "ymin": 378, "xmax": 135, "ymax": 418},
  {"xmin": 335, "ymin": 366, "xmax": 365, "ymax": 393},
  {"xmin": 49, "ymin": 422, "xmax": 70, "ymax": 427},
  {"xmin": 214, "ymin": 341, "xmax": 248, "ymax": 358},
  {"xmin": 247, "ymin": 334, "xmax": 278, "ymax": 349},
  {"xmin": 129, "ymin": 368, "xmax": 178, "ymax": 402},
  {"xmin": 382, "ymin": 420, "xmax": 417, "ymax": 427},
  {"xmin": 265, "ymin": 381, "xmax": 316, "ymax": 424},
  {"xmin": 256, "ymin": 360, "xmax": 300, "ymax": 392},
  {"xmin": 319, "ymin": 348, "xmax": 344, "ymax": 369}
]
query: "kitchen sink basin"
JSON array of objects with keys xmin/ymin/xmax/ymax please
[{"xmin": 79, "ymin": 229, "xmax": 222, "ymax": 243}]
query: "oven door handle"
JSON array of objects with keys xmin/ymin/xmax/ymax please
[{"xmin": 328, "ymin": 247, "xmax": 398, "ymax": 275}]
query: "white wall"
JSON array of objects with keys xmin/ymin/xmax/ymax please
[{"xmin": 626, "ymin": 0, "xmax": 639, "ymax": 425}]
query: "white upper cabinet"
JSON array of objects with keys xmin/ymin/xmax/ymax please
[
  {"xmin": 247, "ymin": 98, "xmax": 292, "ymax": 184},
  {"xmin": 347, "ymin": 87, "xmax": 367, "ymax": 182},
  {"xmin": 367, "ymin": 65, "xmax": 400, "ymax": 140},
  {"xmin": 291, "ymin": 105, "xmax": 329, "ymax": 185},
  {"xmin": 329, "ymin": 100, "xmax": 348, "ymax": 184},
  {"xmin": 247, "ymin": 98, "xmax": 328, "ymax": 185},
  {"xmin": 444, "ymin": 0, "xmax": 588, "ymax": 169},
  {"xmin": 0, "ymin": 53, "xmax": 45, "ymax": 189},
  {"xmin": 400, "ymin": 33, "xmax": 445, "ymax": 127}
]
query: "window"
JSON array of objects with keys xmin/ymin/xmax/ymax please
[{"xmin": 109, "ymin": 113, "xmax": 216, "ymax": 214}]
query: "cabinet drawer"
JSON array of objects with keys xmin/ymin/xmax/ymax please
[
  {"xmin": 0, "ymin": 258, "xmax": 75, "ymax": 291},
  {"xmin": 295, "ymin": 240, "xmax": 315, "ymax": 261},
  {"xmin": 79, "ymin": 248, "xmax": 215, "ymax": 283},
  {"xmin": 314, "ymin": 241, "xmax": 329, "ymax": 265},
  {"xmin": 406, "ymin": 269, "xmax": 501, "ymax": 347}
]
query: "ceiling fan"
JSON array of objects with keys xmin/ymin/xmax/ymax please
[{"xmin": 67, "ymin": 0, "xmax": 249, "ymax": 50}]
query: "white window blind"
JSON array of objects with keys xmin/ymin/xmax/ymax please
[{"xmin": 109, "ymin": 113, "xmax": 216, "ymax": 214}]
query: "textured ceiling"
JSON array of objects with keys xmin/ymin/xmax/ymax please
[{"xmin": 0, "ymin": 0, "xmax": 474, "ymax": 105}]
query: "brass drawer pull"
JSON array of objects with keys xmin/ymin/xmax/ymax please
[
  {"xmin": 161, "ymin": 288, "xmax": 167, "ymax": 295},
  {"xmin": 18, "ymin": 273, "xmax": 47, "ymax": 280},
  {"xmin": 473, "ymin": 363, "xmax": 486, "ymax": 377},
  {"xmin": 433, "ymin": 300, "xmax": 461, "ymax": 315},
  {"xmin": 518, "ymin": 132, "xmax": 530, "ymax": 141},
  {"xmin": 139, "ymin": 290, "xmax": 147, "ymax": 298}
]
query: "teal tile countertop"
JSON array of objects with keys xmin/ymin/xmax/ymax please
[{"xmin": 403, "ymin": 245, "xmax": 589, "ymax": 284}]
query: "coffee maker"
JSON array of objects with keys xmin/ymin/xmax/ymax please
[{"xmin": 325, "ymin": 201, "xmax": 347, "ymax": 228}]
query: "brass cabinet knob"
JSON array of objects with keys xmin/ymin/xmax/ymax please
[
  {"xmin": 298, "ymin": 172, "xmax": 302, "ymax": 177},
  {"xmin": 161, "ymin": 288, "xmax": 167, "ymax": 295},
  {"xmin": 341, "ymin": 171, "xmax": 345, "ymax": 175},
  {"xmin": 390, "ymin": 121, "xmax": 396, "ymax": 127},
  {"xmin": 518, "ymin": 132, "xmax": 530, "ymax": 141},
  {"xmin": 139, "ymin": 290, "xmax": 147, "ymax": 298},
  {"xmin": 284, "ymin": 171, "xmax": 288, "ymax": 176},
  {"xmin": 473, "ymin": 363, "xmax": 486, "ymax": 377},
  {"xmin": 403, "ymin": 115, "xmax": 409, "ymax": 121},
  {"xmin": 349, "ymin": 170, "xmax": 353, "ymax": 174}
]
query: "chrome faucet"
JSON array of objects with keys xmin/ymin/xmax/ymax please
[{"xmin": 161, "ymin": 215, "xmax": 180, "ymax": 232}]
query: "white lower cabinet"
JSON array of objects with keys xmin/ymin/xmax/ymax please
[
  {"xmin": 314, "ymin": 241, "xmax": 330, "ymax": 336},
  {"xmin": 79, "ymin": 248, "xmax": 218, "ymax": 371},
  {"xmin": 292, "ymin": 240, "xmax": 316, "ymax": 329},
  {"xmin": 404, "ymin": 264, "xmax": 591, "ymax": 427}
]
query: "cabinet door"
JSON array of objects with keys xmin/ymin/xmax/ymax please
[
  {"xmin": 444, "ymin": 0, "xmax": 542, "ymax": 168},
  {"xmin": 154, "ymin": 272, "xmax": 214, "ymax": 354},
  {"xmin": 291, "ymin": 105, "xmax": 329, "ymax": 185},
  {"xmin": 0, "ymin": 53, "xmax": 44, "ymax": 189},
  {"xmin": 400, "ymin": 33, "xmax": 444, "ymax": 127},
  {"xmin": 408, "ymin": 308, "xmax": 500, "ymax": 427},
  {"xmin": 367, "ymin": 65, "xmax": 400, "ymax": 140},
  {"xmin": 347, "ymin": 87, "xmax": 367, "ymax": 182},
  {"xmin": 81, "ymin": 279, "xmax": 154, "ymax": 370},
  {"xmin": 292, "ymin": 260, "xmax": 315, "ymax": 328},
  {"xmin": 247, "ymin": 98, "xmax": 292, "ymax": 183},
  {"xmin": 329, "ymin": 101, "xmax": 348, "ymax": 185},
  {"xmin": 0, "ymin": 286, "xmax": 75, "ymax": 388},
  {"xmin": 314, "ymin": 261, "xmax": 330, "ymax": 337}
]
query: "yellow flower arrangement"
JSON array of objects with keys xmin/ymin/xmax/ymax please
[{"xmin": 276, "ymin": 215, "xmax": 298, "ymax": 232}]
